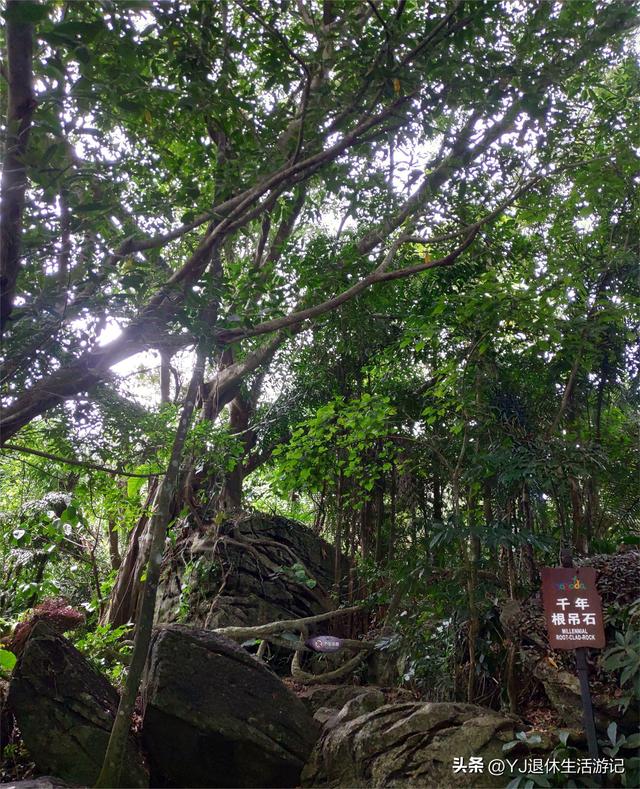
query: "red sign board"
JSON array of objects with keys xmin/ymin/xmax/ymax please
[{"xmin": 540, "ymin": 567, "xmax": 606, "ymax": 649}]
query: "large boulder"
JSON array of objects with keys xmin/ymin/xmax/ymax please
[
  {"xmin": 6, "ymin": 622, "xmax": 147, "ymax": 788},
  {"xmin": 141, "ymin": 624, "xmax": 320, "ymax": 787},
  {"xmin": 301, "ymin": 701, "xmax": 528, "ymax": 788},
  {"xmin": 296, "ymin": 684, "xmax": 382, "ymax": 715},
  {"xmin": 313, "ymin": 688, "xmax": 387, "ymax": 729},
  {"xmin": 155, "ymin": 514, "xmax": 337, "ymax": 630},
  {"xmin": 296, "ymin": 683, "xmax": 414, "ymax": 718}
]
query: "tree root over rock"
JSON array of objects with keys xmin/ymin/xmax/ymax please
[{"xmin": 212, "ymin": 604, "xmax": 376, "ymax": 684}]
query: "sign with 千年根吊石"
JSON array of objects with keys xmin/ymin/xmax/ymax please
[{"xmin": 540, "ymin": 566, "xmax": 605, "ymax": 650}]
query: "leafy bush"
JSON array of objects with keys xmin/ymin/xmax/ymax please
[{"xmin": 74, "ymin": 622, "xmax": 133, "ymax": 685}]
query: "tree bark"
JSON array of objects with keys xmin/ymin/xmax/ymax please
[
  {"xmin": 0, "ymin": 1, "xmax": 35, "ymax": 331},
  {"xmin": 107, "ymin": 519, "xmax": 121, "ymax": 571},
  {"xmin": 159, "ymin": 349, "xmax": 172, "ymax": 404},
  {"xmin": 101, "ymin": 478, "xmax": 158, "ymax": 628},
  {"xmin": 465, "ymin": 490, "xmax": 480, "ymax": 703},
  {"xmin": 521, "ymin": 484, "xmax": 538, "ymax": 585},
  {"xmin": 387, "ymin": 464, "xmax": 397, "ymax": 562},
  {"xmin": 218, "ymin": 393, "xmax": 255, "ymax": 512},
  {"xmin": 374, "ymin": 474, "xmax": 385, "ymax": 563},
  {"xmin": 334, "ymin": 469, "xmax": 344, "ymax": 592},
  {"xmin": 432, "ymin": 473, "xmax": 443, "ymax": 523},
  {"xmin": 569, "ymin": 475, "xmax": 587, "ymax": 554}
]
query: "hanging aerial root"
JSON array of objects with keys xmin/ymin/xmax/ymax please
[{"xmin": 290, "ymin": 648, "xmax": 371, "ymax": 685}]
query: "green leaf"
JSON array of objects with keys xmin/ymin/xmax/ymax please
[
  {"xmin": 0, "ymin": 649, "xmax": 17, "ymax": 673},
  {"xmin": 620, "ymin": 663, "xmax": 637, "ymax": 686},
  {"xmin": 127, "ymin": 476, "xmax": 145, "ymax": 499},
  {"xmin": 52, "ymin": 20, "xmax": 104, "ymax": 41},
  {"xmin": 532, "ymin": 777, "xmax": 550, "ymax": 788},
  {"xmin": 75, "ymin": 201, "xmax": 111, "ymax": 214}
]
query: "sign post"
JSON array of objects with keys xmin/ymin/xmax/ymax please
[{"xmin": 540, "ymin": 555, "xmax": 605, "ymax": 760}]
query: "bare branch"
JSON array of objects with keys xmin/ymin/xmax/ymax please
[
  {"xmin": 291, "ymin": 648, "xmax": 370, "ymax": 684},
  {"xmin": 213, "ymin": 604, "xmax": 364, "ymax": 639},
  {"xmin": 2, "ymin": 443, "xmax": 163, "ymax": 478}
]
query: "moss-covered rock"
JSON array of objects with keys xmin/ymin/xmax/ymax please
[
  {"xmin": 142, "ymin": 624, "xmax": 320, "ymax": 788},
  {"xmin": 155, "ymin": 513, "xmax": 337, "ymax": 630},
  {"xmin": 7, "ymin": 622, "xmax": 147, "ymax": 788},
  {"xmin": 301, "ymin": 701, "xmax": 527, "ymax": 788}
]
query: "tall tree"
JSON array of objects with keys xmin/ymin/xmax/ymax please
[{"xmin": 1, "ymin": 1, "xmax": 636, "ymax": 442}]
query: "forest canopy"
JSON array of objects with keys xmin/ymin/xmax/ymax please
[{"xmin": 0, "ymin": 0, "xmax": 639, "ymax": 785}]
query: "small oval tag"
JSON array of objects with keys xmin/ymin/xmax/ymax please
[{"xmin": 305, "ymin": 635, "xmax": 343, "ymax": 653}]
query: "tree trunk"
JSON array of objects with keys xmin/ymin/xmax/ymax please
[
  {"xmin": 584, "ymin": 475, "xmax": 598, "ymax": 552},
  {"xmin": 569, "ymin": 475, "xmax": 586, "ymax": 553},
  {"xmin": 159, "ymin": 349, "xmax": 172, "ymax": 404},
  {"xmin": 334, "ymin": 469, "xmax": 344, "ymax": 592},
  {"xmin": 360, "ymin": 497, "xmax": 371, "ymax": 561},
  {"xmin": 107, "ymin": 519, "xmax": 121, "ymax": 571},
  {"xmin": 374, "ymin": 475, "xmax": 385, "ymax": 563},
  {"xmin": 96, "ymin": 351, "xmax": 204, "ymax": 788},
  {"xmin": 520, "ymin": 484, "xmax": 538, "ymax": 585},
  {"xmin": 483, "ymin": 480, "xmax": 497, "ymax": 564},
  {"xmin": 432, "ymin": 473, "xmax": 443, "ymax": 522},
  {"xmin": 217, "ymin": 394, "xmax": 254, "ymax": 512},
  {"xmin": 465, "ymin": 490, "xmax": 480, "ymax": 703},
  {"xmin": 101, "ymin": 478, "xmax": 159, "ymax": 628},
  {"xmin": 387, "ymin": 465, "xmax": 397, "ymax": 562},
  {"xmin": 0, "ymin": 2, "xmax": 35, "ymax": 331}
]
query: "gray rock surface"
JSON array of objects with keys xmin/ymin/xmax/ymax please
[
  {"xmin": 142, "ymin": 624, "xmax": 320, "ymax": 787},
  {"xmin": 330, "ymin": 688, "xmax": 386, "ymax": 726},
  {"xmin": 155, "ymin": 514, "xmax": 337, "ymax": 629},
  {"xmin": 6, "ymin": 622, "xmax": 147, "ymax": 788},
  {"xmin": 301, "ymin": 701, "xmax": 525, "ymax": 788},
  {"xmin": 311, "ymin": 688, "xmax": 386, "ymax": 729},
  {"xmin": 297, "ymin": 684, "xmax": 383, "ymax": 714}
]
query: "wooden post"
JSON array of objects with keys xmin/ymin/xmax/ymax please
[
  {"xmin": 559, "ymin": 550, "xmax": 599, "ymax": 760},
  {"xmin": 575, "ymin": 646, "xmax": 600, "ymax": 760}
]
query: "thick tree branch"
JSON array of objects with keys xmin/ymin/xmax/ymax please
[
  {"xmin": 216, "ymin": 173, "xmax": 541, "ymax": 343},
  {"xmin": 96, "ymin": 348, "xmax": 206, "ymax": 788},
  {"xmin": 1, "ymin": 443, "xmax": 161, "ymax": 478},
  {"xmin": 202, "ymin": 326, "xmax": 302, "ymax": 417}
]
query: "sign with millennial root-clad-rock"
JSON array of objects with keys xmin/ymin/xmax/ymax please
[{"xmin": 540, "ymin": 567, "xmax": 606, "ymax": 650}]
